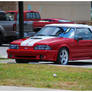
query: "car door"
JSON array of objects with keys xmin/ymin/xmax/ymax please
[{"xmin": 72, "ymin": 28, "xmax": 92, "ymax": 58}]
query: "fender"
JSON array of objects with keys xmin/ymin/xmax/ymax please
[{"xmin": 57, "ymin": 43, "xmax": 72, "ymax": 60}]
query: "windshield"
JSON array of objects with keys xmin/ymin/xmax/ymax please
[
  {"xmin": 58, "ymin": 20, "xmax": 72, "ymax": 22},
  {"xmin": 35, "ymin": 26, "xmax": 75, "ymax": 38},
  {"xmin": 35, "ymin": 26, "xmax": 62, "ymax": 36}
]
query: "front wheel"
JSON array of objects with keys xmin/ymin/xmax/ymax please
[{"xmin": 57, "ymin": 48, "xmax": 69, "ymax": 65}]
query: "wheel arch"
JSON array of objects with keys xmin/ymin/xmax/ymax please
[
  {"xmin": 57, "ymin": 45, "xmax": 72, "ymax": 60},
  {"xmin": 59, "ymin": 46, "xmax": 69, "ymax": 54},
  {"xmin": 58, "ymin": 44, "xmax": 70, "ymax": 54}
]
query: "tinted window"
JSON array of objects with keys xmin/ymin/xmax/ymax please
[
  {"xmin": 35, "ymin": 12, "xmax": 40, "ymax": 19},
  {"xmin": 35, "ymin": 26, "xmax": 75, "ymax": 38},
  {"xmin": 59, "ymin": 28, "xmax": 75, "ymax": 38},
  {"xmin": 75, "ymin": 28, "xmax": 92, "ymax": 40},
  {"xmin": 26, "ymin": 12, "xmax": 40, "ymax": 19},
  {"xmin": 0, "ymin": 12, "xmax": 7, "ymax": 21}
]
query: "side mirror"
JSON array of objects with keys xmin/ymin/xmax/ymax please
[{"xmin": 74, "ymin": 36, "xmax": 83, "ymax": 41}]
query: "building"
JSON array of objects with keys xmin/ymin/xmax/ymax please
[
  {"xmin": 0, "ymin": 2, "xmax": 17, "ymax": 11},
  {"xmin": 0, "ymin": 1, "xmax": 91, "ymax": 21}
]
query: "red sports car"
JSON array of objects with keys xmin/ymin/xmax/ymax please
[{"xmin": 7, "ymin": 24, "xmax": 92, "ymax": 65}]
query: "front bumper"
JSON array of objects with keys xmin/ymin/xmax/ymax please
[{"xmin": 7, "ymin": 49, "xmax": 58, "ymax": 61}]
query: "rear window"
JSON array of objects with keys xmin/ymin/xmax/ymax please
[{"xmin": 26, "ymin": 12, "xmax": 40, "ymax": 19}]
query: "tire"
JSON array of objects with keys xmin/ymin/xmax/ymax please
[
  {"xmin": 0, "ymin": 34, "xmax": 3, "ymax": 46},
  {"xmin": 15, "ymin": 59, "xmax": 29, "ymax": 63},
  {"xmin": 0, "ymin": 43, "xmax": 2, "ymax": 46},
  {"xmin": 57, "ymin": 48, "xmax": 69, "ymax": 65}
]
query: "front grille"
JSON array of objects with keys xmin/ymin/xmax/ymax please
[{"xmin": 19, "ymin": 46, "xmax": 33, "ymax": 49}]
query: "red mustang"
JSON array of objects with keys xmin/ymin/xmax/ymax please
[{"xmin": 7, "ymin": 24, "xmax": 92, "ymax": 65}]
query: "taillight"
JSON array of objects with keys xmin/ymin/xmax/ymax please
[{"xmin": 13, "ymin": 23, "xmax": 16, "ymax": 31}]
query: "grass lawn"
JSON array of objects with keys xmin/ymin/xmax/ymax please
[
  {"xmin": 0, "ymin": 58, "xmax": 9, "ymax": 60},
  {"xmin": 0, "ymin": 64, "xmax": 92, "ymax": 91}
]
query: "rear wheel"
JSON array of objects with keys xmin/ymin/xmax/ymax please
[
  {"xmin": 57, "ymin": 48, "xmax": 69, "ymax": 65},
  {"xmin": 0, "ymin": 33, "xmax": 3, "ymax": 46}
]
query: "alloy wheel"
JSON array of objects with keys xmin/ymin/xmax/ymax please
[{"xmin": 59, "ymin": 48, "xmax": 69, "ymax": 65}]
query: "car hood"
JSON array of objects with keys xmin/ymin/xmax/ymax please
[
  {"xmin": 20, "ymin": 36, "xmax": 63, "ymax": 46},
  {"xmin": 11, "ymin": 37, "xmax": 29, "ymax": 45}
]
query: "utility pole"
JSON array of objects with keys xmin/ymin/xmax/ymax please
[{"xmin": 18, "ymin": 1, "xmax": 24, "ymax": 38}]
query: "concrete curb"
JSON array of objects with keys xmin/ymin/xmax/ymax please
[
  {"xmin": 0, "ymin": 86, "xmax": 66, "ymax": 91},
  {"xmin": 0, "ymin": 46, "xmax": 8, "ymax": 59}
]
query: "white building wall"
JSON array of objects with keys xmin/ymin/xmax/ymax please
[{"xmin": 24, "ymin": 2, "xmax": 91, "ymax": 21}]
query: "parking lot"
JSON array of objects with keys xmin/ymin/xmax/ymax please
[{"xmin": 0, "ymin": 44, "xmax": 92, "ymax": 68}]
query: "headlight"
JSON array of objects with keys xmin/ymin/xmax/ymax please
[
  {"xmin": 34, "ymin": 45, "xmax": 51, "ymax": 50},
  {"xmin": 9, "ymin": 44, "xmax": 19, "ymax": 49}
]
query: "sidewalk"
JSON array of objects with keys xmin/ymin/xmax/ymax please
[
  {"xmin": 0, "ymin": 46, "xmax": 8, "ymax": 58},
  {"xmin": 0, "ymin": 86, "xmax": 66, "ymax": 91}
]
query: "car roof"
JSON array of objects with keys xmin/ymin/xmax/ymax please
[{"xmin": 46, "ymin": 24, "xmax": 91, "ymax": 29}]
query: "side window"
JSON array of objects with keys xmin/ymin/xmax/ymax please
[
  {"xmin": 59, "ymin": 28, "xmax": 75, "ymax": 38},
  {"xmin": 26, "ymin": 12, "xmax": 33, "ymax": 19},
  {"xmin": 0, "ymin": 12, "xmax": 7, "ymax": 21},
  {"xmin": 75, "ymin": 28, "xmax": 92, "ymax": 40},
  {"xmin": 35, "ymin": 13, "xmax": 40, "ymax": 19},
  {"xmin": 26, "ymin": 12, "xmax": 40, "ymax": 19}
]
